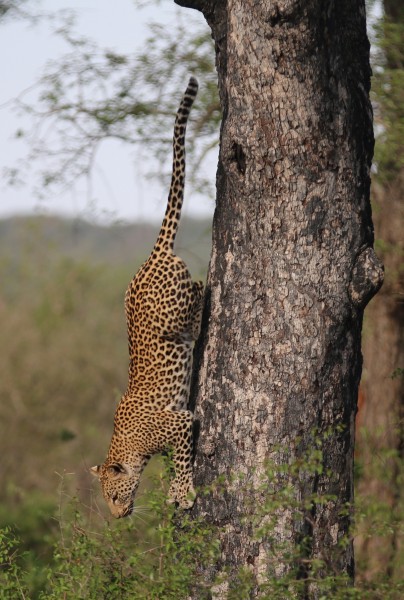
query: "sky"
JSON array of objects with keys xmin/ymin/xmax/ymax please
[{"xmin": 0, "ymin": 0, "xmax": 215, "ymax": 224}]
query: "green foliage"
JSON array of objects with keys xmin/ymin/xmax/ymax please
[
  {"xmin": 1, "ymin": 440, "xmax": 403, "ymax": 599},
  {"xmin": 0, "ymin": 526, "xmax": 29, "ymax": 599},
  {"xmin": 372, "ymin": 15, "xmax": 404, "ymax": 182},
  {"xmin": 0, "ymin": 465, "xmax": 220, "ymax": 600},
  {"xmin": 391, "ymin": 367, "xmax": 404, "ymax": 380},
  {"xmin": 0, "ymin": 492, "xmax": 57, "ymax": 596}
]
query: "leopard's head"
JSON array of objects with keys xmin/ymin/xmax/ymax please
[{"xmin": 91, "ymin": 462, "xmax": 139, "ymax": 518}]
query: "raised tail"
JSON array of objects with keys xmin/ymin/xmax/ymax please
[{"xmin": 154, "ymin": 76, "xmax": 199, "ymax": 253}]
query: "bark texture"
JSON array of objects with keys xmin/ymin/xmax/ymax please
[{"xmin": 176, "ymin": 0, "xmax": 383, "ymax": 595}]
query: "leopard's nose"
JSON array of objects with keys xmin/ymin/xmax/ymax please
[{"xmin": 121, "ymin": 502, "xmax": 134, "ymax": 518}]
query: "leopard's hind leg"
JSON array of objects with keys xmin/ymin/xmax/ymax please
[{"xmin": 190, "ymin": 280, "xmax": 204, "ymax": 341}]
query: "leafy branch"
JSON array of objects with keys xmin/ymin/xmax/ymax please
[{"xmin": 5, "ymin": 8, "xmax": 220, "ymax": 201}]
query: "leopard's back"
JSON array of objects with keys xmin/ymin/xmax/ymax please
[{"xmin": 124, "ymin": 249, "xmax": 198, "ymax": 410}]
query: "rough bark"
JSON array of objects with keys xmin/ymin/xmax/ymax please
[{"xmin": 176, "ymin": 0, "xmax": 383, "ymax": 595}]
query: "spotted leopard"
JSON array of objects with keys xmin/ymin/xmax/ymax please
[{"xmin": 91, "ymin": 77, "xmax": 203, "ymax": 518}]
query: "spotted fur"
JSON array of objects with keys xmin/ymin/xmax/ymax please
[{"xmin": 91, "ymin": 77, "xmax": 203, "ymax": 518}]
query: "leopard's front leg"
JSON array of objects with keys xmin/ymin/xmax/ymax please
[
  {"xmin": 146, "ymin": 409, "xmax": 195, "ymax": 508},
  {"xmin": 165, "ymin": 409, "xmax": 195, "ymax": 508}
]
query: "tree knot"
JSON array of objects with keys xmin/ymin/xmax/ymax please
[{"xmin": 348, "ymin": 247, "xmax": 384, "ymax": 309}]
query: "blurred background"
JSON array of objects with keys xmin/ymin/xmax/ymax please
[{"xmin": 0, "ymin": 0, "xmax": 402, "ymax": 596}]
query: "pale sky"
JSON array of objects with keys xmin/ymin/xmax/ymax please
[{"xmin": 0, "ymin": 0, "xmax": 215, "ymax": 223}]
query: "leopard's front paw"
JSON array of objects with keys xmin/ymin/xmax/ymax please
[
  {"xmin": 168, "ymin": 481, "xmax": 196, "ymax": 509},
  {"xmin": 178, "ymin": 486, "xmax": 196, "ymax": 509}
]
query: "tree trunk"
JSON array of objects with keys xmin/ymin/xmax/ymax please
[{"xmin": 176, "ymin": 0, "xmax": 383, "ymax": 595}]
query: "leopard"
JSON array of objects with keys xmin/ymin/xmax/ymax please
[{"xmin": 91, "ymin": 77, "xmax": 204, "ymax": 518}]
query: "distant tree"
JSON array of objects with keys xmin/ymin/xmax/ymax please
[{"xmin": 355, "ymin": 0, "xmax": 404, "ymax": 582}]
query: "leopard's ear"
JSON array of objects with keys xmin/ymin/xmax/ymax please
[{"xmin": 90, "ymin": 465, "xmax": 101, "ymax": 477}]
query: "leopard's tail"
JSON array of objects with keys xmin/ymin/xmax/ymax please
[{"xmin": 155, "ymin": 76, "xmax": 198, "ymax": 253}]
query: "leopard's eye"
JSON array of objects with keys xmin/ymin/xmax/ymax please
[{"xmin": 111, "ymin": 494, "xmax": 118, "ymax": 504}]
